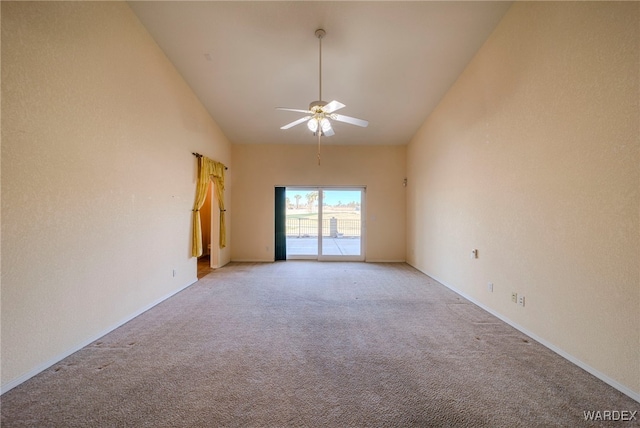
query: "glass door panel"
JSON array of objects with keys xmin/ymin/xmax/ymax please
[
  {"xmin": 285, "ymin": 188, "xmax": 319, "ymax": 259},
  {"xmin": 320, "ymin": 189, "xmax": 364, "ymax": 260}
]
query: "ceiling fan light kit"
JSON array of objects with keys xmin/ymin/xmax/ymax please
[{"xmin": 277, "ymin": 29, "xmax": 368, "ymax": 164}]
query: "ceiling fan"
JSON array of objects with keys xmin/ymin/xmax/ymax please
[{"xmin": 277, "ymin": 29, "xmax": 368, "ymax": 164}]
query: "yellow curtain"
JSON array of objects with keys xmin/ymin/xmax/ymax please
[
  {"xmin": 210, "ymin": 160, "xmax": 226, "ymax": 250},
  {"xmin": 191, "ymin": 156, "xmax": 226, "ymax": 257}
]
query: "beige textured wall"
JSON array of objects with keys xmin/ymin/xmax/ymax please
[
  {"xmin": 231, "ymin": 144, "xmax": 405, "ymax": 262},
  {"xmin": 1, "ymin": 2, "xmax": 231, "ymax": 390},
  {"xmin": 407, "ymin": 2, "xmax": 639, "ymax": 396}
]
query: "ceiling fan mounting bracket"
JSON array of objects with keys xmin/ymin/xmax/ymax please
[{"xmin": 315, "ymin": 29, "xmax": 326, "ymax": 39}]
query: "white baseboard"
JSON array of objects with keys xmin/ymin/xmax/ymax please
[
  {"xmin": 229, "ymin": 259, "xmax": 407, "ymax": 263},
  {"xmin": 412, "ymin": 266, "xmax": 640, "ymax": 404},
  {"xmin": 1, "ymin": 278, "xmax": 198, "ymax": 395}
]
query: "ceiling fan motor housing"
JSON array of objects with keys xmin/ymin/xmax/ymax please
[{"xmin": 309, "ymin": 100, "xmax": 328, "ymax": 112}]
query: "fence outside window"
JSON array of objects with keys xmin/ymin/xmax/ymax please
[{"xmin": 286, "ymin": 218, "xmax": 361, "ymax": 238}]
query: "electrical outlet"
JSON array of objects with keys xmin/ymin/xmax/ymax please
[
  {"xmin": 471, "ymin": 249, "xmax": 478, "ymax": 259},
  {"xmin": 518, "ymin": 295, "xmax": 525, "ymax": 307},
  {"xmin": 511, "ymin": 292, "xmax": 518, "ymax": 303},
  {"xmin": 487, "ymin": 282, "xmax": 493, "ymax": 292}
]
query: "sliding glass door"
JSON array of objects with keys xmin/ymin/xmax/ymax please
[{"xmin": 285, "ymin": 187, "xmax": 364, "ymax": 261}]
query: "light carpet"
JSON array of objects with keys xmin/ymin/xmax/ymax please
[{"xmin": 1, "ymin": 262, "xmax": 637, "ymax": 427}]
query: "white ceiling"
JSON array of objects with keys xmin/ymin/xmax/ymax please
[{"xmin": 129, "ymin": 1, "xmax": 512, "ymax": 146}]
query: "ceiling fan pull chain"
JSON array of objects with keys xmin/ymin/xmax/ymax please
[{"xmin": 317, "ymin": 132, "xmax": 321, "ymax": 165}]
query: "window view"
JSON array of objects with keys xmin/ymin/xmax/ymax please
[
  {"xmin": 285, "ymin": 188, "xmax": 363, "ymax": 260},
  {"xmin": 285, "ymin": 188, "xmax": 319, "ymax": 257}
]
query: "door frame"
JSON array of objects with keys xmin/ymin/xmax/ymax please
[
  {"xmin": 282, "ymin": 186, "xmax": 366, "ymax": 262},
  {"xmin": 209, "ymin": 181, "xmax": 221, "ymax": 268}
]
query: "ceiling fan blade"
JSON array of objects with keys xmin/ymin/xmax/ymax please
[
  {"xmin": 322, "ymin": 125, "xmax": 335, "ymax": 137},
  {"xmin": 276, "ymin": 107, "xmax": 312, "ymax": 114},
  {"xmin": 332, "ymin": 114, "xmax": 369, "ymax": 128},
  {"xmin": 323, "ymin": 100, "xmax": 345, "ymax": 113},
  {"xmin": 280, "ymin": 116, "xmax": 311, "ymax": 130}
]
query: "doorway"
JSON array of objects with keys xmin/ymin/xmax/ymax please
[
  {"xmin": 198, "ymin": 180, "xmax": 221, "ymax": 278},
  {"xmin": 281, "ymin": 187, "xmax": 365, "ymax": 261}
]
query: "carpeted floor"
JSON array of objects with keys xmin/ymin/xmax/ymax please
[{"xmin": 1, "ymin": 262, "xmax": 637, "ymax": 427}]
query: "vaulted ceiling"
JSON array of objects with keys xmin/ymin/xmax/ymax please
[{"xmin": 129, "ymin": 1, "xmax": 512, "ymax": 146}]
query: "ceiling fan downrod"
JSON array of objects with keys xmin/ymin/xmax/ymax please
[
  {"xmin": 316, "ymin": 28, "xmax": 325, "ymax": 103},
  {"xmin": 316, "ymin": 28, "xmax": 326, "ymax": 166}
]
